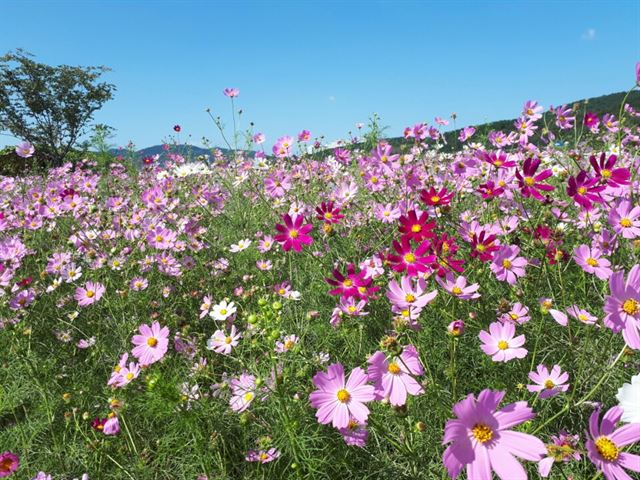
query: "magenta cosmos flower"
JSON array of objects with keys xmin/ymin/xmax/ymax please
[
  {"xmin": 387, "ymin": 235, "xmax": 436, "ymax": 277},
  {"xmin": 479, "ymin": 321, "xmax": 527, "ymax": 362},
  {"xmin": 490, "ymin": 245, "xmax": 527, "ymax": 285},
  {"xmin": 223, "ymin": 87, "xmax": 239, "ymax": 97},
  {"xmin": 0, "ymin": 451, "xmax": 19, "ymax": 477},
  {"xmin": 436, "ymin": 273, "xmax": 480, "ymax": 300},
  {"xmin": 367, "ymin": 345, "xmax": 424, "ymax": 406},
  {"xmin": 590, "ymin": 153, "xmax": 630, "ymax": 187},
  {"xmin": 515, "ymin": 157, "xmax": 554, "ymax": 201},
  {"xmin": 309, "ymin": 363, "xmax": 375, "ymax": 429},
  {"xmin": 442, "ymin": 389, "xmax": 546, "ymax": 479},
  {"xmin": 586, "ymin": 406, "xmax": 640, "ymax": 480},
  {"xmin": 74, "ymin": 281, "xmax": 105, "ymax": 307},
  {"xmin": 603, "ymin": 265, "xmax": 640, "ymax": 349},
  {"xmin": 274, "ymin": 214, "xmax": 313, "ymax": 252},
  {"xmin": 567, "ymin": 170, "xmax": 605, "ymax": 210},
  {"xmin": 131, "ymin": 321, "xmax": 170, "ymax": 365},
  {"xmin": 527, "ymin": 364, "xmax": 569, "ymax": 399}
]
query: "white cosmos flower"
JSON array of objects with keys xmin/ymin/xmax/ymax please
[
  {"xmin": 210, "ymin": 300, "xmax": 237, "ymax": 321},
  {"xmin": 616, "ymin": 373, "xmax": 640, "ymax": 423},
  {"xmin": 229, "ymin": 239, "xmax": 251, "ymax": 253}
]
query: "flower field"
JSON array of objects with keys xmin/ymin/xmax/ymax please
[{"xmin": 2, "ymin": 88, "xmax": 640, "ymax": 480}]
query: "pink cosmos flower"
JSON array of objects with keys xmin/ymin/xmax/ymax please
[
  {"xmin": 223, "ymin": 88, "xmax": 239, "ymax": 97},
  {"xmin": 367, "ymin": 345, "xmax": 424, "ymax": 406},
  {"xmin": 499, "ymin": 302, "xmax": 530, "ymax": 325},
  {"xmin": 608, "ymin": 200, "xmax": 640, "ymax": 239},
  {"xmin": 103, "ymin": 416, "xmax": 120, "ymax": 435},
  {"xmin": 246, "ymin": 448, "xmax": 280, "ymax": 463},
  {"xmin": 15, "ymin": 141, "xmax": 35, "ymax": 158},
  {"xmin": 207, "ymin": 325, "xmax": 241, "ymax": 355},
  {"xmin": 386, "ymin": 276, "xmax": 437, "ymax": 310},
  {"xmin": 339, "ymin": 418, "xmax": 368, "ymax": 447},
  {"xmin": 131, "ymin": 321, "xmax": 170, "ymax": 366},
  {"xmin": 603, "ymin": 265, "xmax": 640, "ymax": 349},
  {"xmin": 526, "ymin": 364, "xmax": 569, "ymax": 399},
  {"xmin": 553, "ymin": 104, "xmax": 575, "ymax": 129},
  {"xmin": 109, "ymin": 361, "xmax": 141, "ymax": 388},
  {"xmin": 264, "ymin": 174, "xmax": 291, "ymax": 198},
  {"xmin": 586, "ymin": 406, "xmax": 640, "ymax": 480},
  {"xmin": 479, "ymin": 321, "xmax": 527, "ymax": 362},
  {"xmin": 538, "ymin": 431, "xmax": 581, "ymax": 478},
  {"xmin": 275, "ymin": 334, "xmax": 298, "ymax": 353},
  {"xmin": 567, "ymin": 305, "xmax": 598, "ymax": 325},
  {"xmin": 490, "ymin": 245, "xmax": 527, "ymax": 285},
  {"xmin": 436, "ymin": 273, "xmax": 480, "ymax": 300},
  {"xmin": 274, "ymin": 214, "xmax": 313, "ymax": 252},
  {"xmin": 0, "ymin": 451, "xmax": 19, "ymax": 477},
  {"xmin": 309, "ymin": 363, "xmax": 375, "ymax": 429},
  {"xmin": 442, "ymin": 389, "xmax": 546, "ymax": 479},
  {"xmin": 573, "ymin": 245, "xmax": 613, "ymax": 280},
  {"xmin": 8, "ymin": 289, "xmax": 35, "ymax": 310},
  {"xmin": 74, "ymin": 281, "xmax": 105, "ymax": 307},
  {"xmin": 515, "ymin": 157, "xmax": 554, "ymax": 201},
  {"xmin": 229, "ymin": 373, "xmax": 257, "ymax": 412}
]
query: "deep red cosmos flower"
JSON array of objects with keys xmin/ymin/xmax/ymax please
[
  {"xmin": 567, "ymin": 170, "xmax": 606, "ymax": 210},
  {"xmin": 274, "ymin": 214, "xmax": 313, "ymax": 252},
  {"xmin": 420, "ymin": 187, "xmax": 454, "ymax": 207},
  {"xmin": 325, "ymin": 263, "xmax": 379, "ymax": 300},
  {"xmin": 315, "ymin": 201, "xmax": 344, "ymax": 224},
  {"xmin": 173, "ymin": 125, "xmax": 181, "ymax": 132},
  {"xmin": 398, "ymin": 209, "xmax": 436, "ymax": 241},
  {"xmin": 589, "ymin": 153, "xmax": 630, "ymax": 187},
  {"xmin": 515, "ymin": 157, "xmax": 554, "ymax": 201},
  {"xmin": 387, "ymin": 235, "xmax": 436, "ymax": 277}
]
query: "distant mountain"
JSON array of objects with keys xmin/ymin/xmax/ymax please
[{"xmin": 108, "ymin": 144, "xmax": 252, "ymax": 167}]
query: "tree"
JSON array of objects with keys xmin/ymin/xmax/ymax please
[{"xmin": 0, "ymin": 49, "xmax": 116, "ymax": 166}]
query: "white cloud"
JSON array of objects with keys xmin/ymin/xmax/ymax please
[
  {"xmin": 328, "ymin": 95, "xmax": 336, "ymax": 102},
  {"xmin": 581, "ymin": 28, "xmax": 596, "ymax": 41}
]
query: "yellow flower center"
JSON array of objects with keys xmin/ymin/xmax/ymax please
[
  {"xmin": 431, "ymin": 196, "xmax": 441, "ymax": 203},
  {"xmin": 348, "ymin": 306, "xmax": 356, "ymax": 313},
  {"xmin": 126, "ymin": 372, "xmax": 134, "ymax": 380},
  {"xmin": 586, "ymin": 257, "xmax": 599, "ymax": 267},
  {"xmin": 387, "ymin": 362, "xmax": 401, "ymax": 375},
  {"xmin": 577, "ymin": 186, "xmax": 587, "ymax": 195},
  {"xmin": 405, "ymin": 294, "xmax": 416, "ymax": 303},
  {"xmin": 86, "ymin": 290, "xmax": 95, "ymax": 298},
  {"xmin": 370, "ymin": 176, "xmax": 378, "ymax": 184},
  {"xmin": 523, "ymin": 176, "xmax": 535, "ymax": 186},
  {"xmin": 411, "ymin": 224, "xmax": 422, "ymax": 233},
  {"xmin": 403, "ymin": 253, "xmax": 416, "ymax": 264},
  {"xmin": 243, "ymin": 392, "xmax": 254, "ymax": 402},
  {"xmin": 620, "ymin": 218, "xmax": 632, "ymax": 228},
  {"xmin": 601, "ymin": 169, "xmax": 612, "ymax": 178},
  {"xmin": 259, "ymin": 453, "xmax": 269, "ymax": 461},
  {"xmin": 622, "ymin": 298, "xmax": 639, "ymax": 315},
  {"xmin": 502, "ymin": 259, "xmax": 512, "ymax": 269},
  {"xmin": 544, "ymin": 379, "xmax": 555, "ymax": 389},
  {"xmin": 284, "ymin": 339, "xmax": 295, "ymax": 349},
  {"xmin": 578, "ymin": 314, "xmax": 588, "ymax": 322},
  {"xmin": 324, "ymin": 212, "xmax": 333, "ymax": 220},
  {"xmin": 220, "ymin": 309, "xmax": 227, "ymax": 316},
  {"xmin": 452, "ymin": 286, "xmax": 462, "ymax": 295},
  {"xmin": 497, "ymin": 340, "xmax": 509, "ymax": 350},
  {"xmin": 472, "ymin": 423, "xmax": 493, "ymax": 443},
  {"xmin": 147, "ymin": 337, "xmax": 158, "ymax": 347},
  {"xmin": 510, "ymin": 313, "xmax": 519, "ymax": 320},
  {"xmin": 595, "ymin": 436, "xmax": 619, "ymax": 461},
  {"xmin": 114, "ymin": 365, "xmax": 121, "ymax": 373},
  {"xmin": 336, "ymin": 388, "xmax": 351, "ymax": 403},
  {"xmin": 289, "ymin": 229, "xmax": 299, "ymax": 239},
  {"xmin": 476, "ymin": 244, "xmax": 486, "ymax": 252},
  {"xmin": 494, "ymin": 160, "xmax": 503, "ymax": 167},
  {"xmin": 225, "ymin": 336, "xmax": 232, "ymax": 344},
  {"xmin": 343, "ymin": 279, "xmax": 353, "ymax": 287}
]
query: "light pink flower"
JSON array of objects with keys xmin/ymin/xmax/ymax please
[{"xmin": 479, "ymin": 321, "xmax": 527, "ymax": 362}]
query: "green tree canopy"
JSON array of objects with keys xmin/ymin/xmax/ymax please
[{"xmin": 0, "ymin": 49, "xmax": 115, "ymax": 166}]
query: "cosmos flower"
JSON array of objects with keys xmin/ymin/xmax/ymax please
[
  {"xmin": 538, "ymin": 431, "xmax": 581, "ymax": 478},
  {"xmin": 339, "ymin": 418, "xmax": 369, "ymax": 447},
  {"xmin": 0, "ymin": 451, "xmax": 19, "ymax": 477},
  {"xmin": 230, "ymin": 373, "xmax": 257, "ymax": 412},
  {"xmin": 274, "ymin": 214, "xmax": 313, "ymax": 252},
  {"xmin": 585, "ymin": 406, "xmax": 640, "ymax": 480},
  {"xmin": 131, "ymin": 321, "xmax": 170, "ymax": 366},
  {"xmin": 210, "ymin": 300, "xmax": 237, "ymax": 322},
  {"xmin": 436, "ymin": 273, "xmax": 480, "ymax": 300},
  {"xmin": 567, "ymin": 170, "xmax": 606, "ymax": 210},
  {"xmin": 479, "ymin": 321, "xmax": 527, "ymax": 362},
  {"xmin": 246, "ymin": 448, "xmax": 280, "ymax": 463},
  {"xmin": 573, "ymin": 245, "xmax": 613, "ymax": 280},
  {"xmin": 526, "ymin": 364, "xmax": 570, "ymax": 399},
  {"xmin": 367, "ymin": 345, "xmax": 424, "ymax": 406},
  {"xmin": 608, "ymin": 200, "xmax": 640, "ymax": 239},
  {"xmin": 207, "ymin": 325, "xmax": 241, "ymax": 355},
  {"xmin": 15, "ymin": 141, "xmax": 35, "ymax": 158},
  {"xmin": 603, "ymin": 265, "xmax": 640, "ymax": 349},
  {"xmin": 442, "ymin": 389, "xmax": 546, "ymax": 479},
  {"xmin": 490, "ymin": 245, "xmax": 527, "ymax": 285},
  {"xmin": 74, "ymin": 281, "xmax": 105, "ymax": 307},
  {"xmin": 309, "ymin": 363, "xmax": 375, "ymax": 429},
  {"xmin": 223, "ymin": 88, "xmax": 240, "ymax": 97},
  {"xmin": 616, "ymin": 373, "xmax": 640, "ymax": 424},
  {"xmin": 515, "ymin": 157, "xmax": 554, "ymax": 201},
  {"xmin": 387, "ymin": 235, "xmax": 436, "ymax": 277}
]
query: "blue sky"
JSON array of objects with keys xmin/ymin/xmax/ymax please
[{"xmin": 1, "ymin": 0, "xmax": 639, "ymax": 149}]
